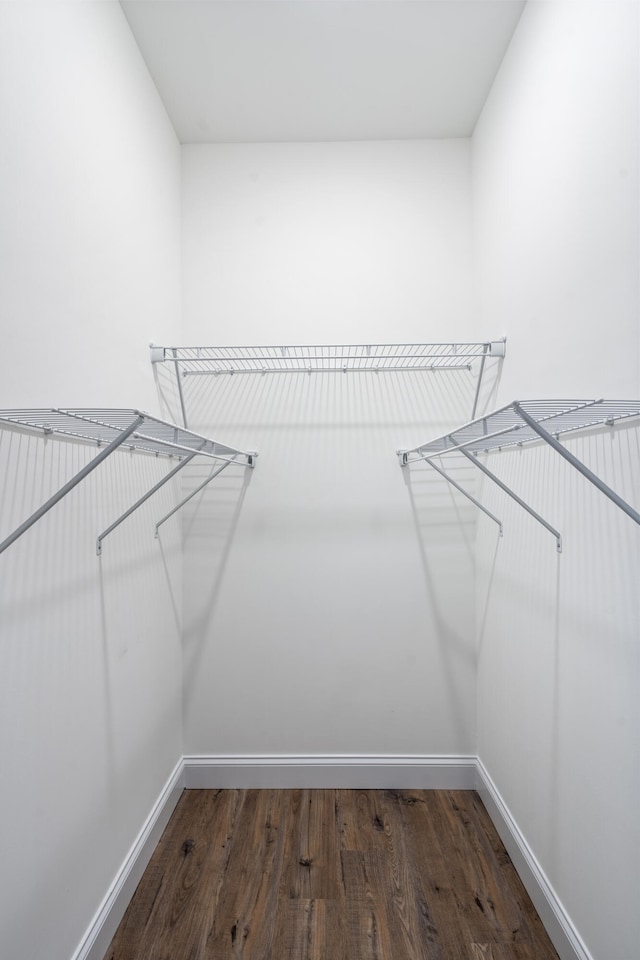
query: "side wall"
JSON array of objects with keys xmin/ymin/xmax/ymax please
[
  {"xmin": 0, "ymin": 5, "xmax": 183, "ymax": 959},
  {"xmin": 179, "ymin": 141, "xmax": 482, "ymax": 760},
  {"xmin": 472, "ymin": 3, "xmax": 639, "ymax": 958}
]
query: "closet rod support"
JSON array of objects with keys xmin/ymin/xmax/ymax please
[
  {"xmin": 458, "ymin": 447, "xmax": 562, "ymax": 552},
  {"xmin": 471, "ymin": 348, "xmax": 487, "ymax": 420},
  {"xmin": 471, "ymin": 339, "xmax": 505, "ymax": 418},
  {"xmin": 155, "ymin": 458, "xmax": 234, "ymax": 537},
  {"xmin": 0, "ymin": 415, "xmax": 145, "ymax": 557},
  {"xmin": 426, "ymin": 456, "xmax": 503, "ymax": 536},
  {"xmin": 513, "ymin": 402, "xmax": 640, "ymax": 526},
  {"xmin": 96, "ymin": 450, "xmax": 198, "ymax": 556},
  {"xmin": 173, "ymin": 347, "xmax": 188, "ymax": 430}
]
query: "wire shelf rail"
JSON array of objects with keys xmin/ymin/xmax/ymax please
[
  {"xmin": 0, "ymin": 408, "xmax": 256, "ymax": 556},
  {"xmin": 151, "ymin": 340, "xmax": 506, "ymax": 376},
  {"xmin": 398, "ymin": 399, "xmax": 640, "ymax": 551},
  {"xmin": 150, "ymin": 339, "xmax": 506, "ymax": 428}
]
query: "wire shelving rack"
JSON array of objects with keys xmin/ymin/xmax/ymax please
[
  {"xmin": 150, "ymin": 339, "xmax": 506, "ymax": 428},
  {"xmin": 0, "ymin": 408, "xmax": 256, "ymax": 556},
  {"xmin": 150, "ymin": 341, "xmax": 505, "ymax": 375},
  {"xmin": 398, "ymin": 399, "xmax": 640, "ymax": 551}
]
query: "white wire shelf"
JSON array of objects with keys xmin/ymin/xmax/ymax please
[
  {"xmin": 0, "ymin": 408, "xmax": 256, "ymax": 556},
  {"xmin": 151, "ymin": 339, "xmax": 506, "ymax": 429},
  {"xmin": 398, "ymin": 399, "xmax": 640, "ymax": 552},
  {"xmin": 150, "ymin": 340, "xmax": 506, "ymax": 376},
  {"xmin": 400, "ymin": 399, "xmax": 640, "ymax": 460},
  {"xmin": 0, "ymin": 408, "xmax": 250, "ymax": 460}
]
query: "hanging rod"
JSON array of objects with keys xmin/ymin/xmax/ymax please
[
  {"xmin": 0, "ymin": 408, "xmax": 256, "ymax": 555},
  {"xmin": 397, "ymin": 399, "xmax": 640, "ymax": 550},
  {"xmin": 150, "ymin": 340, "xmax": 506, "ymax": 376}
]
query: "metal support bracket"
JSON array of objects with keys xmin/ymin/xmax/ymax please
[
  {"xmin": 471, "ymin": 346, "xmax": 488, "ymax": 421},
  {"xmin": 470, "ymin": 339, "xmax": 505, "ymax": 419},
  {"xmin": 173, "ymin": 346, "xmax": 188, "ymax": 430},
  {"xmin": 426, "ymin": 456, "xmax": 503, "ymax": 537},
  {"xmin": 513, "ymin": 402, "xmax": 640, "ymax": 527},
  {"xmin": 0, "ymin": 415, "xmax": 145, "ymax": 556},
  {"xmin": 155, "ymin": 458, "xmax": 233, "ymax": 537},
  {"xmin": 458, "ymin": 447, "xmax": 562, "ymax": 552},
  {"xmin": 96, "ymin": 445, "xmax": 254, "ymax": 554},
  {"xmin": 154, "ymin": 450, "xmax": 257, "ymax": 536},
  {"xmin": 96, "ymin": 451, "xmax": 198, "ymax": 555}
]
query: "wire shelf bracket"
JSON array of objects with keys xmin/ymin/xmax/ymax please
[
  {"xmin": 150, "ymin": 340, "xmax": 506, "ymax": 427},
  {"xmin": 154, "ymin": 457, "xmax": 234, "ymax": 538},
  {"xmin": 0, "ymin": 408, "xmax": 257, "ymax": 556},
  {"xmin": 426, "ymin": 456, "xmax": 504, "ymax": 538},
  {"xmin": 397, "ymin": 399, "xmax": 640, "ymax": 551}
]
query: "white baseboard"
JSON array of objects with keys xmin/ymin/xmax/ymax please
[
  {"xmin": 71, "ymin": 755, "xmax": 590, "ymax": 960},
  {"xmin": 476, "ymin": 758, "xmax": 592, "ymax": 960},
  {"xmin": 72, "ymin": 758, "xmax": 185, "ymax": 960},
  {"xmin": 182, "ymin": 754, "xmax": 477, "ymax": 789}
]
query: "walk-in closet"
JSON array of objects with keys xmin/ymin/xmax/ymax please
[{"xmin": 1, "ymin": 3, "xmax": 638, "ymax": 960}]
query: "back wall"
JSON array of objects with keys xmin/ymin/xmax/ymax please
[{"xmin": 178, "ymin": 140, "xmax": 485, "ymax": 759}]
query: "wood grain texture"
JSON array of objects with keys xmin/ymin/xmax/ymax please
[{"xmin": 104, "ymin": 790, "xmax": 560, "ymax": 960}]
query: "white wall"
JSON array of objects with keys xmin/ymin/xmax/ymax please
[
  {"xmin": 0, "ymin": 4, "xmax": 183, "ymax": 959},
  {"xmin": 0, "ymin": 2, "xmax": 181, "ymax": 408},
  {"xmin": 473, "ymin": 0, "xmax": 639, "ymax": 400},
  {"xmin": 2, "ymin": 4, "xmax": 637, "ymax": 958},
  {"xmin": 179, "ymin": 141, "xmax": 483, "ymax": 758},
  {"xmin": 182, "ymin": 140, "xmax": 476, "ymax": 343},
  {"xmin": 472, "ymin": 2, "xmax": 639, "ymax": 958}
]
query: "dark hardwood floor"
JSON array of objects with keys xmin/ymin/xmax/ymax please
[{"xmin": 104, "ymin": 789, "xmax": 560, "ymax": 960}]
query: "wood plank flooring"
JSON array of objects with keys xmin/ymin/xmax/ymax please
[{"xmin": 104, "ymin": 789, "xmax": 560, "ymax": 960}]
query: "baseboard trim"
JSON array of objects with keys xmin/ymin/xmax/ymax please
[
  {"xmin": 72, "ymin": 758, "xmax": 185, "ymax": 960},
  {"xmin": 182, "ymin": 754, "xmax": 477, "ymax": 789},
  {"xmin": 72, "ymin": 755, "xmax": 591, "ymax": 960},
  {"xmin": 476, "ymin": 758, "xmax": 592, "ymax": 960}
]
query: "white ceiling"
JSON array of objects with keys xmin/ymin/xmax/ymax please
[{"xmin": 121, "ymin": 0, "xmax": 526, "ymax": 143}]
